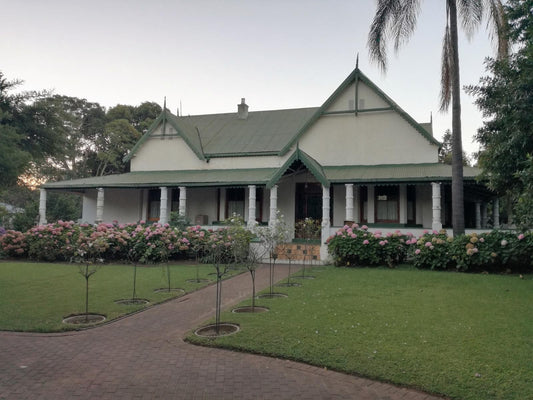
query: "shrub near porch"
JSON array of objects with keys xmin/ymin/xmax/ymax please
[{"xmin": 326, "ymin": 224, "xmax": 410, "ymax": 267}]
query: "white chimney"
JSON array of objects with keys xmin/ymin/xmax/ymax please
[{"xmin": 237, "ymin": 98, "xmax": 248, "ymax": 119}]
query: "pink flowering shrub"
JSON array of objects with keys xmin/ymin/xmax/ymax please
[
  {"xmin": 127, "ymin": 222, "xmax": 190, "ymax": 263},
  {"xmin": 409, "ymin": 231, "xmax": 452, "ymax": 270},
  {"xmin": 0, "ymin": 229, "xmax": 27, "ymax": 258},
  {"xmin": 25, "ymin": 221, "xmax": 82, "ymax": 261},
  {"xmin": 327, "ymin": 225, "xmax": 410, "ymax": 267}
]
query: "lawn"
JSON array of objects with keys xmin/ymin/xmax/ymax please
[
  {"xmin": 188, "ymin": 266, "xmax": 533, "ymax": 400},
  {"xmin": 0, "ymin": 261, "xmax": 237, "ymax": 332}
]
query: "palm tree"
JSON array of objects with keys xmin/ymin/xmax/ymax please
[{"xmin": 367, "ymin": 0, "xmax": 508, "ymax": 235}]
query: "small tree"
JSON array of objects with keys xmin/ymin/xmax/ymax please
[
  {"xmin": 74, "ymin": 232, "xmax": 108, "ymax": 322},
  {"xmin": 231, "ymin": 222, "xmax": 261, "ymax": 311},
  {"xmin": 295, "ymin": 218, "xmax": 321, "ymax": 278},
  {"xmin": 254, "ymin": 211, "xmax": 290, "ymax": 296},
  {"xmin": 202, "ymin": 229, "xmax": 233, "ymax": 334}
]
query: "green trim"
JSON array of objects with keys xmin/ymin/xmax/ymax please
[
  {"xmin": 267, "ymin": 148, "xmax": 330, "ymax": 189},
  {"xmin": 278, "ymin": 68, "xmax": 441, "ymax": 156},
  {"xmin": 204, "ymin": 151, "xmax": 279, "ymax": 158},
  {"xmin": 322, "ymin": 107, "xmax": 393, "ymax": 115},
  {"xmin": 123, "ymin": 112, "xmax": 165, "ymax": 162},
  {"xmin": 123, "ymin": 109, "xmax": 206, "ymax": 163}
]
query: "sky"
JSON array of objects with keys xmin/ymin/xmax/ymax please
[{"xmin": 2, "ymin": 0, "xmax": 499, "ymax": 156}]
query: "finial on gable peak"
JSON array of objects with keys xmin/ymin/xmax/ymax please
[
  {"xmin": 163, "ymin": 96, "xmax": 167, "ymax": 110},
  {"xmin": 356, "ymin": 53, "xmax": 359, "ymax": 69}
]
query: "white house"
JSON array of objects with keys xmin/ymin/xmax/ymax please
[{"xmin": 41, "ymin": 67, "xmax": 497, "ymax": 260}]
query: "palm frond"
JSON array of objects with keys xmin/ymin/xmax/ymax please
[
  {"xmin": 457, "ymin": 0, "xmax": 483, "ymax": 39},
  {"xmin": 484, "ymin": 0, "xmax": 509, "ymax": 59},
  {"xmin": 392, "ymin": 0, "xmax": 421, "ymax": 52},
  {"xmin": 439, "ymin": 23, "xmax": 453, "ymax": 112},
  {"xmin": 368, "ymin": 0, "xmax": 418, "ymax": 72}
]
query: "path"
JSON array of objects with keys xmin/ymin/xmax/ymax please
[{"xmin": 0, "ymin": 264, "xmax": 444, "ymax": 400}]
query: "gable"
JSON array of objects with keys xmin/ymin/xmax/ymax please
[{"xmin": 279, "ymin": 68, "xmax": 440, "ymax": 156}]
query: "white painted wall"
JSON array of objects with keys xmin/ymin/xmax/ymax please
[
  {"xmin": 82, "ymin": 189, "xmax": 143, "ymax": 224},
  {"xmin": 131, "ymin": 135, "xmax": 292, "ymax": 172},
  {"xmin": 300, "ymin": 112, "xmax": 438, "ymax": 165},
  {"xmin": 185, "ymin": 188, "xmax": 218, "ymax": 225}
]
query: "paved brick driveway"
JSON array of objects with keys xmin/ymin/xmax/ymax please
[{"xmin": 0, "ymin": 264, "xmax": 444, "ymax": 400}]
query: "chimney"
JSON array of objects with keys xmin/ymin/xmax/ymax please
[{"xmin": 237, "ymin": 98, "xmax": 248, "ymax": 119}]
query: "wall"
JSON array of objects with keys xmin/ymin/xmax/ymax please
[
  {"xmin": 299, "ymin": 81, "xmax": 438, "ymax": 166},
  {"xmin": 82, "ymin": 189, "xmax": 142, "ymax": 224}
]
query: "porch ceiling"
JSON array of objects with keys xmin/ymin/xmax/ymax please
[{"xmin": 42, "ymin": 168, "xmax": 278, "ymax": 190}]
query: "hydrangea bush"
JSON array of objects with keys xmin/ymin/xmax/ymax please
[
  {"xmin": 326, "ymin": 224, "xmax": 410, "ymax": 267},
  {"xmin": 328, "ymin": 226, "xmax": 533, "ymax": 273}
]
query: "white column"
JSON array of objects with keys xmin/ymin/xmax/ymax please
[
  {"xmin": 474, "ymin": 202, "xmax": 481, "ymax": 229},
  {"xmin": 399, "ymin": 184, "xmax": 407, "ymax": 224},
  {"xmin": 481, "ymin": 202, "xmax": 488, "ymax": 229},
  {"xmin": 248, "ymin": 185, "xmax": 256, "ymax": 228},
  {"xmin": 345, "ymin": 184, "xmax": 354, "ymax": 223},
  {"xmin": 320, "ymin": 185, "xmax": 331, "ymax": 261},
  {"xmin": 367, "ymin": 185, "xmax": 375, "ymax": 224},
  {"xmin": 269, "ymin": 185, "xmax": 278, "ymax": 227},
  {"xmin": 96, "ymin": 188, "xmax": 105, "ymax": 224},
  {"xmin": 431, "ymin": 182, "xmax": 442, "ymax": 231},
  {"xmin": 38, "ymin": 188, "xmax": 47, "ymax": 226},
  {"xmin": 179, "ymin": 186, "xmax": 187, "ymax": 217},
  {"xmin": 493, "ymin": 198, "xmax": 500, "ymax": 228},
  {"xmin": 159, "ymin": 187, "xmax": 168, "ymax": 225}
]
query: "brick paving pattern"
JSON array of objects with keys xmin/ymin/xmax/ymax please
[{"xmin": 0, "ymin": 264, "xmax": 445, "ymax": 400}]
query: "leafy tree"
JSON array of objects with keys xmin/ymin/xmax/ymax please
[
  {"xmin": 468, "ymin": 0, "xmax": 533, "ymax": 227},
  {"xmin": 94, "ymin": 119, "xmax": 140, "ymax": 176},
  {"xmin": 439, "ymin": 129, "xmax": 471, "ymax": 166},
  {"xmin": 0, "ymin": 73, "xmax": 36, "ymax": 186},
  {"xmin": 106, "ymin": 104, "xmax": 134, "ymax": 123},
  {"xmin": 367, "ymin": 0, "xmax": 508, "ymax": 235},
  {"xmin": 132, "ymin": 102, "xmax": 162, "ymax": 133}
]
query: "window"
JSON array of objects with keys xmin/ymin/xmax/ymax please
[
  {"xmin": 375, "ymin": 186, "xmax": 399, "ymax": 223},
  {"xmin": 148, "ymin": 189, "xmax": 160, "ymax": 221},
  {"xmin": 407, "ymin": 185, "xmax": 416, "ymax": 225},
  {"xmin": 226, "ymin": 188, "xmax": 245, "ymax": 219},
  {"xmin": 171, "ymin": 188, "xmax": 180, "ymax": 212}
]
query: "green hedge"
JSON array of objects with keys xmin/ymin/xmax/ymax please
[{"xmin": 327, "ymin": 224, "xmax": 533, "ymax": 273}]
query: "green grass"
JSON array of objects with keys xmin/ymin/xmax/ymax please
[
  {"xmin": 187, "ymin": 266, "xmax": 533, "ymax": 400},
  {"xmin": 0, "ymin": 261, "xmax": 239, "ymax": 332}
]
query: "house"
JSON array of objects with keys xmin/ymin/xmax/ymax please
[{"xmin": 41, "ymin": 66, "xmax": 498, "ymax": 260}]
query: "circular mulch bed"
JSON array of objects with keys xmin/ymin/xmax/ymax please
[
  {"xmin": 153, "ymin": 288, "xmax": 185, "ymax": 294},
  {"xmin": 62, "ymin": 313, "xmax": 106, "ymax": 325},
  {"xmin": 186, "ymin": 278, "xmax": 210, "ymax": 283},
  {"xmin": 257, "ymin": 292, "xmax": 288, "ymax": 299},
  {"xmin": 276, "ymin": 282, "xmax": 302, "ymax": 287},
  {"xmin": 232, "ymin": 306, "xmax": 269, "ymax": 313},
  {"xmin": 114, "ymin": 298, "xmax": 150, "ymax": 305},
  {"xmin": 194, "ymin": 323, "xmax": 240, "ymax": 337}
]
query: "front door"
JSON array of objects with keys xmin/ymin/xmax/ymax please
[{"xmin": 295, "ymin": 182, "xmax": 322, "ymax": 220}]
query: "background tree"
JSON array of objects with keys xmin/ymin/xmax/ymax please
[
  {"xmin": 468, "ymin": 0, "xmax": 533, "ymax": 227},
  {"xmin": 439, "ymin": 129, "xmax": 471, "ymax": 166},
  {"xmin": 367, "ymin": 0, "xmax": 508, "ymax": 235}
]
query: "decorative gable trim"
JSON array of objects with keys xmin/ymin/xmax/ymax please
[
  {"xmin": 267, "ymin": 147, "xmax": 329, "ymax": 189},
  {"xmin": 123, "ymin": 109, "xmax": 206, "ymax": 163},
  {"xmin": 278, "ymin": 68, "xmax": 441, "ymax": 156}
]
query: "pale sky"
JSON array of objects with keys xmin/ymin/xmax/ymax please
[{"xmin": 2, "ymin": 0, "xmax": 498, "ymax": 156}]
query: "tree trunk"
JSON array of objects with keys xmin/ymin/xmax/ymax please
[{"xmin": 449, "ymin": 0, "xmax": 465, "ymax": 236}]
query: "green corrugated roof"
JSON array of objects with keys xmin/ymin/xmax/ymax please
[
  {"xmin": 182, "ymin": 107, "xmax": 319, "ymax": 156},
  {"xmin": 267, "ymin": 147, "xmax": 329, "ymax": 189},
  {"xmin": 324, "ymin": 163, "xmax": 481, "ymax": 183},
  {"xmin": 43, "ymin": 169, "xmax": 278, "ymax": 189},
  {"xmin": 43, "ymin": 163, "xmax": 481, "ymax": 191}
]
